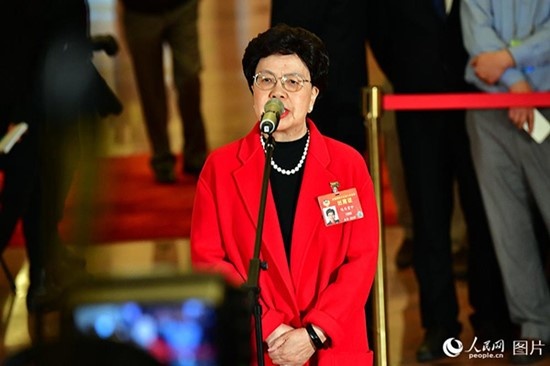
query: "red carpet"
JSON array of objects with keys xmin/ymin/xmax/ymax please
[
  {"xmin": 82, "ymin": 154, "xmax": 198, "ymax": 243},
  {"xmin": 6, "ymin": 154, "xmax": 397, "ymax": 247},
  {"xmin": 6, "ymin": 155, "xmax": 197, "ymax": 246}
]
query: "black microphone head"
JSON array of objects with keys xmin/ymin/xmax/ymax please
[
  {"xmin": 263, "ymin": 98, "xmax": 284, "ymax": 114},
  {"xmin": 260, "ymin": 98, "xmax": 284, "ymax": 134}
]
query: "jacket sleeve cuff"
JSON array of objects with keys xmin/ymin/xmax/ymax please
[{"xmin": 303, "ymin": 309, "xmax": 344, "ymax": 348}]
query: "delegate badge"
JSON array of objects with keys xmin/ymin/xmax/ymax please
[{"xmin": 317, "ymin": 182, "xmax": 364, "ymax": 226}]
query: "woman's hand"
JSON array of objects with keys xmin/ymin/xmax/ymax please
[
  {"xmin": 267, "ymin": 327, "xmax": 315, "ymax": 366},
  {"xmin": 266, "ymin": 324, "xmax": 295, "ymax": 349}
]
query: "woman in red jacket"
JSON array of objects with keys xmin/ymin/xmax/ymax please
[{"xmin": 191, "ymin": 24, "xmax": 379, "ymax": 366}]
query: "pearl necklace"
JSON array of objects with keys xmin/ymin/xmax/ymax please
[{"xmin": 260, "ymin": 130, "xmax": 310, "ymax": 175}]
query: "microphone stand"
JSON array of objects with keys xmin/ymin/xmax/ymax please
[{"xmin": 244, "ymin": 132, "xmax": 275, "ymax": 366}]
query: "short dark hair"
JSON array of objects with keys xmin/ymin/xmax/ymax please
[
  {"xmin": 326, "ymin": 208, "xmax": 336, "ymax": 216},
  {"xmin": 242, "ymin": 23, "xmax": 329, "ymax": 93}
]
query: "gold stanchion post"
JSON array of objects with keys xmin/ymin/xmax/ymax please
[{"xmin": 363, "ymin": 85, "xmax": 389, "ymax": 366}]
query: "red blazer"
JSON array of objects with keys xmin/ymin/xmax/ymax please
[{"xmin": 191, "ymin": 120, "xmax": 379, "ymax": 365}]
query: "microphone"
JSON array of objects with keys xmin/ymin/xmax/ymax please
[{"xmin": 259, "ymin": 98, "xmax": 284, "ymax": 134}]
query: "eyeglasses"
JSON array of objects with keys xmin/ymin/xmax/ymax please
[{"xmin": 253, "ymin": 71, "xmax": 311, "ymax": 92}]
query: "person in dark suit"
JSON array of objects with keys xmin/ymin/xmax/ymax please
[
  {"xmin": 270, "ymin": 0, "xmax": 368, "ymax": 154},
  {"xmin": 368, "ymin": 0, "xmax": 512, "ymax": 361},
  {"xmin": 0, "ymin": 0, "xmax": 120, "ymax": 312}
]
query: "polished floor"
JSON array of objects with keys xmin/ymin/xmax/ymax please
[{"xmin": 0, "ymin": 0, "xmax": 548, "ymax": 365}]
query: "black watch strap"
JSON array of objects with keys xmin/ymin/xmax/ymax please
[{"xmin": 306, "ymin": 324, "xmax": 326, "ymax": 350}]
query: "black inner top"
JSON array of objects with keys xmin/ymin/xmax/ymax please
[{"xmin": 267, "ymin": 132, "xmax": 308, "ymax": 264}]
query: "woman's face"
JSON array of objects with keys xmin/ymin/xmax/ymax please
[{"xmin": 253, "ymin": 54, "xmax": 319, "ymax": 141}]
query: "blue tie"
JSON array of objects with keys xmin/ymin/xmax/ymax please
[{"xmin": 433, "ymin": 0, "xmax": 446, "ymax": 19}]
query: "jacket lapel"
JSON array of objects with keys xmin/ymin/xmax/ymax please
[
  {"xmin": 233, "ymin": 126, "xmax": 298, "ymax": 313},
  {"xmin": 289, "ymin": 122, "xmax": 338, "ymax": 286}
]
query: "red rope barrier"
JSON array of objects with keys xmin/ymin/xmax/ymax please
[{"xmin": 383, "ymin": 92, "xmax": 550, "ymax": 111}]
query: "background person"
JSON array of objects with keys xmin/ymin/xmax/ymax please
[
  {"xmin": 461, "ymin": 1, "xmax": 550, "ymax": 363},
  {"xmin": 190, "ymin": 24, "xmax": 379, "ymax": 365},
  {"xmin": 119, "ymin": 0, "xmax": 208, "ymax": 183},
  {"xmin": 0, "ymin": 0, "xmax": 120, "ymax": 312},
  {"xmin": 270, "ymin": 0, "xmax": 368, "ymax": 155},
  {"xmin": 367, "ymin": 0, "xmax": 512, "ymax": 361}
]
